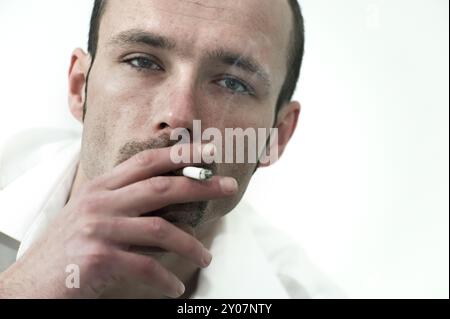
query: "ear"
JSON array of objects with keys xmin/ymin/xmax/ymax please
[
  {"xmin": 259, "ymin": 101, "xmax": 301, "ymax": 168},
  {"xmin": 68, "ymin": 48, "xmax": 91, "ymax": 123}
]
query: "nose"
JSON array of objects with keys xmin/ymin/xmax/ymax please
[{"xmin": 152, "ymin": 78, "xmax": 199, "ymax": 140}]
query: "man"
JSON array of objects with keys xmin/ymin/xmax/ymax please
[{"xmin": 0, "ymin": 0, "xmax": 340, "ymax": 298}]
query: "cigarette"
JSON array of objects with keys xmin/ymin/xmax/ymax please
[{"xmin": 182, "ymin": 166, "xmax": 213, "ymax": 181}]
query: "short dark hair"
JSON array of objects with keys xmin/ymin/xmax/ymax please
[
  {"xmin": 280, "ymin": 0, "xmax": 305, "ymax": 113},
  {"xmin": 87, "ymin": 0, "xmax": 107, "ymax": 61},
  {"xmin": 86, "ymin": 0, "xmax": 304, "ymax": 116}
]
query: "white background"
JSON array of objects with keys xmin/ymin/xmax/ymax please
[{"xmin": 0, "ymin": 0, "xmax": 448, "ymax": 298}]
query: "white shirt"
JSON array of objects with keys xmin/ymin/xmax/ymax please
[{"xmin": 0, "ymin": 128, "xmax": 343, "ymax": 298}]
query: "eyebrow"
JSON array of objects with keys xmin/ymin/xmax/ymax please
[
  {"xmin": 108, "ymin": 29, "xmax": 176, "ymax": 50},
  {"xmin": 108, "ymin": 29, "xmax": 271, "ymax": 88}
]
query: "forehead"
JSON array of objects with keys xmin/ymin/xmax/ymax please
[{"xmin": 99, "ymin": 0, "xmax": 292, "ymax": 83}]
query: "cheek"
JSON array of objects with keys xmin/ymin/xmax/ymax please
[
  {"xmin": 82, "ymin": 67, "xmax": 158, "ymax": 173},
  {"xmin": 87, "ymin": 67, "xmax": 159, "ymax": 135},
  {"xmin": 203, "ymin": 99, "xmax": 274, "ymax": 133}
]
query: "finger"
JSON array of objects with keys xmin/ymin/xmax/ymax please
[
  {"xmin": 174, "ymin": 223, "xmax": 196, "ymax": 237},
  {"xmin": 102, "ymin": 143, "xmax": 216, "ymax": 190},
  {"xmin": 107, "ymin": 217, "xmax": 211, "ymax": 268},
  {"xmin": 110, "ymin": 175, "xmax": 238, "ymax": 217},
  {"xmin": 112, "ymin": 250, "xmax": 185, "ymax": 298}
]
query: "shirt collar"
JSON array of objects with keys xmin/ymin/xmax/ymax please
[
  {"xmin": 191, "ymin": 201, "xmax": 290, "ymax": 299},
  {"xmin": 0, "ymin": 139, "xmax": 80, "ymax": 244}
]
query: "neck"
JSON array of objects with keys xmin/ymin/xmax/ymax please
[{"xmin": 68, "ymin": 162, "xmax": 221, "ymax": 299}]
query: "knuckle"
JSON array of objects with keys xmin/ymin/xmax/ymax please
[
  {"xmin": 135, "ymin": 150, "xmax": 154, "ymax": 166},
  {"xmin": 132, "ymin": 256, "xmax": 160, "ymax": 281},
  {"xmin": 83, "ymin": 243, "xmax": 113, "ymax": 271},
  {"xmin": 149, "ymin": 217, "xmax": 167, "ymax": 239},
  {"xmin": 80, "ymin": 220, "xmax": 104, "ymax": 238},
  {"xmin": 148, "ymin": 176, "xmax": 171, "ymax": 194},
  {"xmin": 78, "ymin": 192, "xmax": 108, "ymax": 214},
  {"xmin": 141, "ymin": 257, "xmax": 158, "ymax": 275}
]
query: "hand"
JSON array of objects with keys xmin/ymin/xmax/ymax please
[{"xmin": 0, "ymin": 144, "xmax": 238, "ymax": 298}]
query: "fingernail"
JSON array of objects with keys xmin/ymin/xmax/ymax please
[
  {"xmin": 220, "ymin": 177, "xmax": 238, "ymax": 194},
  {"xmin": 177, "ymin": 281, "xmax": 186, "ymax": 297},
  {"xmin": 202, "ymin": 249, "xmax": 213, "ymax": 267}
]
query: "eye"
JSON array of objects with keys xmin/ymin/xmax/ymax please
[
  {"xmin": 124, "ymin": 56, "xmax": 163, "ymax": 71},
  {"xmin": 217, "ymin": 77, "xmax": 254, "ymax": 95}
]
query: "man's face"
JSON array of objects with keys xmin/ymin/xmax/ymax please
[{"xmin": 80, "ymin": 0, "xmax": 292, "ymax": 226}]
